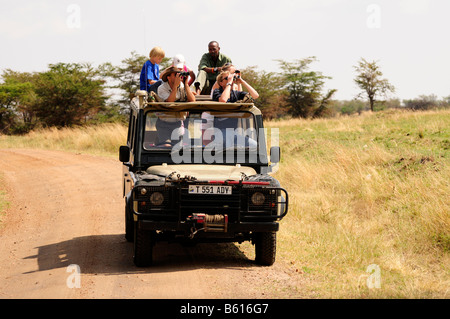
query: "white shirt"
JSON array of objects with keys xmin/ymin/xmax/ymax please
[{"xmin": 157, "ymin": 81, "xmax": 187, "ymax": 102}]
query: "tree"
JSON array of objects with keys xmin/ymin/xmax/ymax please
[
  {"xmin": 0, "ymin": 82, "xmax": 19, "ymax": 133},
  {"xmin": 277, "ymin": 57, "xmax": 336, "ymax": 118},
  {"xmin": 403, "ymin": 94, "xmax": 440, "ymax": 110},
  {"xmin": 239, "ymin": 66, "xmax": 286, "ymax": 119},
  {"xmin": 33, "ymin": 63, "xmax": 106, "ymax": 127},
  {"xmin": 354, "ymin": 58, "xmax": 395, "ymax": 111},
  {"xmin": 0, "ymin": 70, "xmax": 38, "ymax": 133}
]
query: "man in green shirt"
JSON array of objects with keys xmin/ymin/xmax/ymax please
[{"xmin": 194, "ymin": 41, "xmax": 232, "ymax": 95}]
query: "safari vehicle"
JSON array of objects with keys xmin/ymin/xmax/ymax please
[{"xmin": 119, "ymin": 91, "xmax": 288, "ymax": 267}]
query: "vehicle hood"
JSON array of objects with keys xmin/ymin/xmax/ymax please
[{"xmin": 145, "ymin": 164, "xmax": 257, "ymax": 181}]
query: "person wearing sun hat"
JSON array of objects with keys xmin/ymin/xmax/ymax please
[
  {"xmin": 171, "ymin": 54, "xmax": 196, "ymax": 87},
  {"xmin": 154, "ymin": 66, "xmax": 195, "ymax": 147},
  {"xmin": 157, "ymin": 66, "xmax": 195, "ymax": 102}
]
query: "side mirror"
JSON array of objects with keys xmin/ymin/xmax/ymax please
[
  {"xmin": 119, "ymin": 145, "xmax": 130, "ymax": 163},
  {"xmin": 270, "ymin": 146, "xmax": 281, "ymax": 164}
]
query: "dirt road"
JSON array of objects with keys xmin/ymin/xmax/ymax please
[{"xmin": 0, "ymin": 149, "xmax": 299, "ymax": 299}]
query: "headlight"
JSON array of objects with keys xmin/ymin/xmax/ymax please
[
  {"xmin": 140, "ymin": 188, "xmax": 147, "ymax": 195},
  {"xmin": 150, "ymin": 192, "xmax": 164, "ymax": 206},
  {"xmin": 251, "ymin": 192, "xmax": 265, "ymax": 205}
]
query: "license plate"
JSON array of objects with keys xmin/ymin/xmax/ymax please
[{"xmin": 188, "ymin": 185, "xmax": 232, "ymax": 195}]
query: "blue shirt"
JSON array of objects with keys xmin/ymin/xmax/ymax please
[{"xmin": 139, "ymin": 60, "xmax": 160, "ymax": 91}]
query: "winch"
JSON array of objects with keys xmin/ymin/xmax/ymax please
[{"xmin": 187, "ymin": 213, "xmax": 228, "ymax": 238}]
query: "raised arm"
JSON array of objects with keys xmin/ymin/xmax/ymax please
[
  {"xmin": 184, "ymin": 76, "xmax": 196, "ymax": 102},
  {"xmin": 236, "ymin": 77, "xmax": 259, "ymax": 99}
]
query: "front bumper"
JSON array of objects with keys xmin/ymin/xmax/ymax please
[
  {"xmin": 137, "ymin": 219, "xmax": 279, "ymax": 233},
  {"xmin": 131, "ymin": 182, "xmax": 288, "ymax": 240}
]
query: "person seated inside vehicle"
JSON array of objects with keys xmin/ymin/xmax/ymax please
[{"xmin": 154, "ymin": 111, "xmax": 187, "ymax": 147}]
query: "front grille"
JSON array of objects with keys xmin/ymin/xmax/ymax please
[
  {"xmin": 179, "ymin": 186, "xmax": 241, "ymax": 222},
  {"xmin": 135, "ymin": 184, "xmax": 281, "ymax": 222}
]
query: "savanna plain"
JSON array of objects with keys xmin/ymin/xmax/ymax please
[{"xmin": 0, "ymin": 109, "xmax": 449, "ymax": 298}]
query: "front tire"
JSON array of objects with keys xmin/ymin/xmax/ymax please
[
  {"xmin": 133, "ymin": 222, "xmax": 154, "ymax": 267},
  {"xmin": 254, "ymin": 232, "xmax": 277, "ymax": 266},
  {"xmin": 125, "ymin": 199, "xmax": 134, "ymax": 242}
]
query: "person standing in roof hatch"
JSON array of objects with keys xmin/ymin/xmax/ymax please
[
  {"xmin": 194, "ymin": 41, "xmax": 232, "ymax": 95},
  {"xmin": 171, "ymin": 54, "xmax": 196, "ymax": 87}
]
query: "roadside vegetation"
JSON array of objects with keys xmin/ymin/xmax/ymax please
[
  {"xmin": 267, "ymin": 109, "xmax": 450, "ymax": 298},
  {"xmin": 0, "ymin": 122, "xmax": 127, "ymax": 157},
  {"xmin": 1, "ymin": 108, "xmax": 448, "ymax": 298}
]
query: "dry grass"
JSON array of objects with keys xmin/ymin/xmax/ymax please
[
  {"xmin": 268, "ymin": 109, "xmax": 450, "ymax": 298},
  {"xmin": 0, "ymin": 110, "xmax": 449, "ymax": 298},
  {"xmin": 0, "ymin": 123, "xmax": 127, "ymax": 157}
]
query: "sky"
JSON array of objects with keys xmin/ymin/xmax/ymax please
[{"xmin": 0, "ymin": 0, "xmax": 449, "ymax": 101}]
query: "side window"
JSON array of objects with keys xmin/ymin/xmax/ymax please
[
  {"xmin": 143, "ymin": 113, "xmax": 158, "ymax": 149},
  {"xmin": 128, "ymin": 112, "xmax": 136, "ymax": 149},
  {"xmin": 131, "ymin": 116, "xmax": 136, "ymax": 150},
  {"xmin": 126, "ymin": 112, "xmax": 133, "ymax": 146}
]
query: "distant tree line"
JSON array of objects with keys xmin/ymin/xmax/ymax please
[
  {"xmin": 0, "ymin": 63, "xmax": 108, "ymax": 134},
  {"xmin": 1, "ymin": 52, "xmax": 448, "ymax": 134}
]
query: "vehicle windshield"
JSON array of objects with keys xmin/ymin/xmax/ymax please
[{"xmin": 143, "ymin": 110, "xmax": 258, "ymax": 151}]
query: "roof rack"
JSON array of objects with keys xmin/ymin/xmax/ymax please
[
  {"xmin": 132, "ymin": 90, "xmax": 258, "ymax": 113},
  {"xmin": 195, "ymin": 95, "xmax": 213, "ymax": 102}
]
